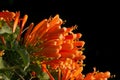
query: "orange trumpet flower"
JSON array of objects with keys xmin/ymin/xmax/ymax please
[{"xmin": 24, "ymin": 14, "xmax": 85, "ymax": 60}]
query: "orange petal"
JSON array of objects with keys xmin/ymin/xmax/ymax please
[
  {"xmin": 0, "ymin": 36, "xmax": 6, "ymax": 46},
  {"xmin": 62, "ymin": 69, "xmax": 71, "ymax": 80},
  {"xmin": 60, "ymin": 50, "xmax": 75, "ymax": 58},
  {"xmin": 30, "ymin": 19, "xmax": 47, "ymax": 35},
  {"xmin": 13, "ymin": 11, "xmax": 20, "ymax": 33},
  {"xmin": 24, "ymin": 23, "xmax": 34, "ymax": 44},
  {"xmin": 43, "ymin": 34, "xmax": 64, "ymax": 41},
  {"xmin": 41, "ymin": 64, "xmax": 55, "ymax": 80},
  {"xmin": 71, "ymin": 67, "xmax": 83, "ymax": 79},
  {"xmin": 94, "ymin": 71, "xmax": 111, "ymax": 79},
  {"xmin": 21, "ymin": 14, "xmax": 28, "ymax": 29},
  {"xmin": 74, "ymin": 41, "xmax": 85, "ymax": 47},
  {"xmin": 35, "ymin": 21, "xmax": 48, "ymax": 39},
  {"xmin": 62, "ymin": 43, "xmax": 74, "ymax": 50},
  {"xmin": 46, "ymin": 21, "xmax": 62, "ymax": 34},
  {"xmin": 49, "ymin": 14, "xmax": 60, "ymax": 27}
]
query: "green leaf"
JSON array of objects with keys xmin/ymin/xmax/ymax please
[
  {"xmin": 16, "ymin": 49, "xmax": 30, "ymax": 71},
  {"xmin": 0, "ymin": 57, "xmax": 5, "ymax": 69},
  {"xmin": 0, "ymin": 21, "xmax": 12, "ymax": 34},
  {"xmin": 0, "ymin": 73, "xmax": 10, "ymax": 80},
  {"xmin": 0, "ymin": 63, "xmax": 13, "ymax": 80},
  {"xmin": 39, "ymin": 72, "xmax": 50, "ymax": 80},
  {"xmin": 27, "ymin": 64, "xmax": 50, "ymax": 80}
]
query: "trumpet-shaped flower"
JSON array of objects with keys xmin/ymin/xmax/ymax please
[
  {"xmin": 0, "ymin": 10, "xmax": 112, "ymax": 80},
  {"xmin": 24, "ymin": 14, "xmax": 85, "ymax": 60},
  {"xmin": 23, "ymin": 14, "xmax": 87, "ymax": 79},
  {"xmin": 24, "ymin": 14, "xmax": 111, "ymax": 80}
]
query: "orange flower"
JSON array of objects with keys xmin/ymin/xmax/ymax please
[
  {"xmin": 0, "ymin": 11, "xmax": 112, "ymax": 80},
  {"xmin": 0, "ymin": 10, "xmax": 15, "ymax": 28},
  {"xmin": 0, "ymin": 10, "xmax": 27, "ymax": 33},
  {"xmin": 84, "ymin": 68, "xmax": 111, "ymax": 80},
  {"xmin": 24, "ymin": 14, "xmax": 85, "ymax": 60},
  {"xmin": 23, "ymin": 14, "xmax": 111, "ymax": 80},
  {"xmin": 59, "ymin": 58, "xmax": 84, "ymax": 80},
  {"xmin": 42, "ymin": 58, "xmax": 84, "ymax": 80},
  {"xmin": 24, "ymin": 14, "xmax": 86, "ymax": 80},
  {"xmin": 0, "ymin": 10, "xmax": 28, "ymax": 44}
]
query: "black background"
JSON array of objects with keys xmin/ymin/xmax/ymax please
[{"xmin": 0, "ymin": 0, "xmax": 119, "ymax": 79}]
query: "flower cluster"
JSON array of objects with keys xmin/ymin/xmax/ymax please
[{"xmin": 0, "ymin": 11, "xmax": 111, "ymax": 80}]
